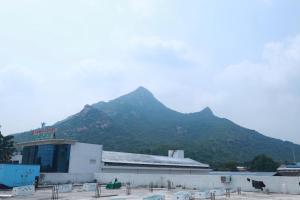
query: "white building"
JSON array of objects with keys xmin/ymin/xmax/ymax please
[
  {"xmin": 102, "ymin": 151, "xmax": 210, "ymax": 175},
  {"xmin": 16, "ymin": 139, "xmax": 210, "ymax": 184}
]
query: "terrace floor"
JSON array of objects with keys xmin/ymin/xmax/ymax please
[{"xmin": 1, "ymin": 187, "xmax": 300, "ymax": 200}]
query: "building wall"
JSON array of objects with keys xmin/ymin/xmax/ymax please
[
  {"xmin": 68, "ymin": 143, "xmax": 102, "ymax": 173},
  {"xmin": 39, "ymin": 173, "xmax": 95, "ymax": 184},
  {"xmin": 95, "ymin": 173, "xmax": 300, "ymax": 194}
]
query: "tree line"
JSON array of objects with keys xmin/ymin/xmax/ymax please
[
  {"xmin": 0, "ymin": 127, "xmax": 15, "ymax": 163},
  {"xmin": 214, "ymin": 154, "xmax": 280, "ymax": 172}
]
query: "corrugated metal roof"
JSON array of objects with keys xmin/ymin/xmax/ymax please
[{"xmin": 102, "ymin": 151, "xmax": 209, "ymax": 168}]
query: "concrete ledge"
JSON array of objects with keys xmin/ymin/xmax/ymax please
[{"xmin": 39, "ymin": 173, "xmax": 95, "ymax": 185}]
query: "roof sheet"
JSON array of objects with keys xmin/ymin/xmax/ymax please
[{"xmin": 102, "ymin": 151, "xmax": 209, "ymax": 168}]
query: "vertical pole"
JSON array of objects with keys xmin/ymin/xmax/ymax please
[
  {"xmin": 51, "ymin": 185, "xmax": 58, "ymax": 200},
  {"xmin": 237, "ymin": 187, "xmax": 242, "ymax": 195},
  {"xmin": 95, "ymin": 183, "xmax": 101, "ymax": 198},
  {"xmin": 126, "ymin": 183, "xmax": 131, "ymax": 195},
  {"xmin": 149, "ymin": 182, "xmax": 153, "ymax": 192},
  {"xmin": 210, "ymin": 192, "xmax": 215, "ymax": 200},
  {"xmin": 225, "ymin": 188, "xmax": 230, "ymax": 197},
  {"xmin": 56, "ymin": 185, "xmax": 59, "ymax": 200},
  {"xmin": 167, "ymin": 180, "xmax": 172, "ymax": 191}
]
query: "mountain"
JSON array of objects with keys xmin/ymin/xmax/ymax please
[{"xmin": 13, "ymin": 86, "xmax": 300, "ymax": 167}]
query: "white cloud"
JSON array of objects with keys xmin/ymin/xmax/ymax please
[
  {"xmin": 128, "ymin": 36, "xmax": 211, "ymax": 67},
  {"xmin": 127, "ymin": 0, "xmax": 158, "ymax": 17},
  {"xmin": 211, "ymin": 34, "xmax": 300, "ymax": 143},
  {"xmin": 129, "ymin": 36, "xmax": 187, "ymax": 51}
]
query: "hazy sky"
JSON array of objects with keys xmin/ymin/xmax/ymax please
[{"xmin": 0, "ymin": 0, "xmax": 300, "ymax": 144}]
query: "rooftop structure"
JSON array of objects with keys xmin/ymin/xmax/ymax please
[
  {"xmin": 276, "ymin": 162, "xmax": 300, "ymax": 176},
  {"xmin": 15, "ymin": 139, "xmax": 211, "ymax": 184},
  {"xmin": 101, "ymin": 150, "xmax": 211, "ymax": 175},
  {"xmin": 17, "ymin": 139, "xmax": 102, "ymax": 174},
  {"xmin": 102, "ymin": 151, "xmax": 209, "ymax": 169}
]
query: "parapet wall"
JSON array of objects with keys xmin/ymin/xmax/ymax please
[
  {"xmin": 95, "ymin": 173, "xmax": 300, "ymax": 195},
  {"xmin": 39, "ymin": 173, "xmax": 95, "ymax": 185}
]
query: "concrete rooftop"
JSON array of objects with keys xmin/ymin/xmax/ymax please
[{"xmin": 1, "ymin": 187, "xmax": 300, "ymax": 200}]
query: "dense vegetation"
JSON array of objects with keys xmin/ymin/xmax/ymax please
[
  {"xmin": 248, "ymin": 154, "xmax": 280, "ymax": 172},
  {"xmin": 0, "ymin": 128, "xmax": 15, "ymax": 163},
  {"xmin": 216, "ymin": 161, "xmax": 240, "ymax": 171},
  {"xmin": 214, "ymin": 155, "xmax": 279, "ymax": 171},
  {"xmin": 13, "ymin": 87, "xmax": 300, "ymax": 169}
]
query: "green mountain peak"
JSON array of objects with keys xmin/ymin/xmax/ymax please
[{"xmin": 12, "ymin": 88, "xmax": 300, "ymax": 166}]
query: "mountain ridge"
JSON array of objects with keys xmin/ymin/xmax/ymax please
[{"xmin": 13, "ymin": 87, "xmax": 300, "ymax": 166}]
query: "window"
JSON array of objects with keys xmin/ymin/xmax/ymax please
[{"xmin": 22, "ymin": 144, "xmax": 71, "ymax": 173}]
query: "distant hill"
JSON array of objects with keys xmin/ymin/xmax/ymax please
[{"xmin": 13, "ymin": 87, "xmax": 300, "ymax": 167}]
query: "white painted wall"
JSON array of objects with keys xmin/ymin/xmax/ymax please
[
  {"xmin": 168, "ymin": 150, "xmax": 184, "ymax": 159},
  {"xmin": 95, "ymin": 173, "xmax": 300, "ymax": 195},
  {"xmin": 39, "ymin": 173, "xmax": 95, "ymax": 184},
  {"xmin": 68, "ymin": 143, "xmax": 102, "ymax": 173}
]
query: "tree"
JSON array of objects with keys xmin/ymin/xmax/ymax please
[
  {"xmin": 249, "ymin": 154, "xmax": 279, "ymax": 172},
  {"xmin": 215, "ymin": 161, "xmax": 239, "ymax": 171},
  {"xmin": 0, "ymin": 128, "xmax": 15, "ymax": 163}
]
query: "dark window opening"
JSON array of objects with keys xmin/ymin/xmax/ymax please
[{"xmin": 22, "ymin": 144, "xmax": 70, "ymax": 173}]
